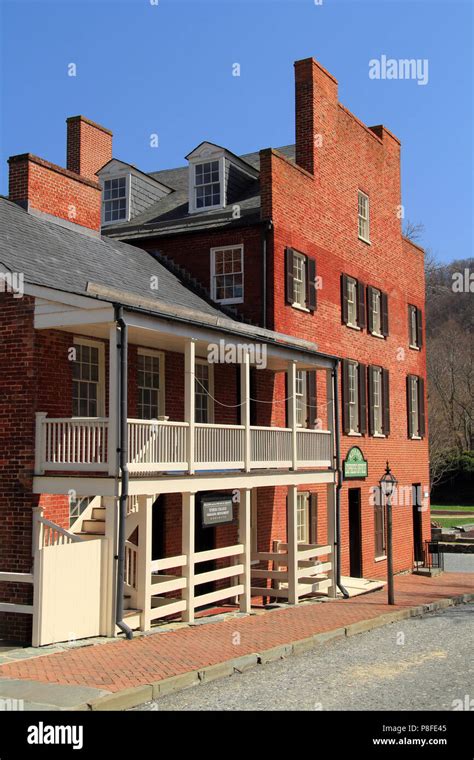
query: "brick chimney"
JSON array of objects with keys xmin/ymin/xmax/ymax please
[
  {"xmin": 66, "ymin": 115, "xmax": 113, "ymax": 180},
  {"xmin": 8, "ymin": 115, "xmax": 112, "ymax": 232},
  {"xmin": 294, "ymin": 58, "xmax": 338, "ymax": 175}
]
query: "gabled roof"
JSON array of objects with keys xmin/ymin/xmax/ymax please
[{"xmin": 103, "ymin": 144, "xmax": 296, "ymax": 240}]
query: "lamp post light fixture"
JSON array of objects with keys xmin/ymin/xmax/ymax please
[{"xmin": 379, "ymin": 461, "xmax": 398, "ymax": 605}]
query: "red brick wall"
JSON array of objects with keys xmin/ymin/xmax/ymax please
[
  {"xmin": 141, "ymin": 225, "xmax": 264, "ymax": 325},
  {"xmin": 8, "ymin": 154, "xmax": 101, "ymax": 231}
]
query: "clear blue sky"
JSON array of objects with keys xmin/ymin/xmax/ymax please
[{"xmin": 1, "ymin": 0, "xmax": 472, "ymax": 261}]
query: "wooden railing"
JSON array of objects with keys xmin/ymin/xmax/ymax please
[
  {"xmin": 36, "ymin": 414, "xmax": 333, "ymax": 475},
  {"xmin": 251, "ymin": 541, "xmax": 333, "ymax": 603}
]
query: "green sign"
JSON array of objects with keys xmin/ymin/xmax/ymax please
[{"xmin": 343, "ymin": 446, "xmax": 368, "ymax": 479}]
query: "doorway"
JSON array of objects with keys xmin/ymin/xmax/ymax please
[
  {"xmin": 348, "ymin": 488, "xmax": 363, "ymax": 578},
  {"xmin": 194, "ymin": 493, "xmax": 216, "ymax": 598},
  {"xmin": 412, "ymin": 484, "xmax": 424, "ymax": 563},
  {"xmin": 152, "ymin": 494, "xmax": 165, "ymax": 561}
]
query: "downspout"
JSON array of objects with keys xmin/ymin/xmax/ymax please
[
  {"xmin": 115, "ymin": 304, "xmax": 133, "ymax": 639},
  {"xmin": 261, "ymin": 220, "xmax": 273, "ymax": 329},
  {"xmin": 333, "ymin": 361, "xmax": 349, "ymax": 598}
]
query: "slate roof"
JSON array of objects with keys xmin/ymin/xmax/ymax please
[
  {"xmin": 104, "ymin": 145, "xmax": 296, "ymax": 240},
  {"xmin": 0, "ymin": 197, "xmax": 224, "ymax": 318}
]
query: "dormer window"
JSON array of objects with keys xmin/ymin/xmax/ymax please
[
  {"xmin": 194, "ymin": 161, "xmax": 221, "ymax": 209},
  {"xmin": 103, "ymin": 176, "xmax": 128, "ymax": 224}
]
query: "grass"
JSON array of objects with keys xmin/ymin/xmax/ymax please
[
  {"xmin": 432, "ymin": 516, "xmax": 474, "ymax": 528},
  {"xmin": 431, "ymin": 505, "xmax": 474, "ymax": 512}
]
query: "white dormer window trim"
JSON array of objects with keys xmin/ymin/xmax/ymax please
[
  {"xmin": 101, "ymin": 171, "xmax": 132, "ymax": 226},
  {"xmin": 188, "ymin": 154, "xmax": 226, "ymax": 214}
]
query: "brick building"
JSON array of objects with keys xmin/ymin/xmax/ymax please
[{"xmin": 0, "ymin": 58, "xmax": 429, "ymax": 646}]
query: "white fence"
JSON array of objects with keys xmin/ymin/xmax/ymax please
[
  {"xmin": 36, "ymin": 414, "xmax": 333, "ymax": 474},
  {"xmin": 251, "ymin": 541, "xmax": 333, "ymax": 603}
]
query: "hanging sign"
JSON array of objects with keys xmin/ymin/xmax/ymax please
[{"xmin": 343, "ymin": 446, "xmax": 368, "ymax": 479}]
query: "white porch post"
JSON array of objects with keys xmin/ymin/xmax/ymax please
[
  {"xmin": 102, "ymin": 496, "xmax": 119, "ymax": 636},
  {"xmin": 287, "ymin": 485, "xmax": 298, "ymax": 604},
  {"xmin": 31, "ymin": 507, "xmax": 44, "ymax": 647},
  {"xmin": 184, "ymin": 340, "xmax": 196, "ymax": 475},
  {"xmin": 182, "ymin": 492, "xmax": 195, "ymax": 623},
  {"xmin": 326, "ymin": 483, "xmax": 337, "ymax": 598},
  {"xmin": 108, "ymin": 323, "xmax": 119, "ymax": 476},
  {"xmin": 35, "ymin": 413, "xmax": 47, "ymax": 475},
  {"xmin": 239, "ymin": 488, "xmax": 251, "ymax": 612},
  {"xmin": 287, "ymin": 360, "xmax": 298, "ymax": 471},
  {"xmin": 137, "ymin": 495, "xmax": 153, "ymax": 631},
  {"xmin": 240, "ymin": 349, "xmax": 251, "ymax": 472}
]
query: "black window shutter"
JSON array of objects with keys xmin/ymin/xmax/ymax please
[
  {"xmin": 381, "ymin": 292, "xmax": 389, "ymax": 337},
  {"xmin": 418, "ymin": 376, "xmax": 426, "ymax": 437},
  {"xmin": 357, "ymin": 280, "xmax": 366, "ymax": 328},
  {"xmin": 382, "ymin": 368, "xmax": 390, "ymax": 435},
  {"xmin": 309, "ymin": 493, "xmax": 318, "ymax": 544},
  {"xmin": 416, "ymin": 308, "xmax": 423, "ymax": 348},
  {"xmin": 306, "ymin": 257, "xmax": 317, "ymax": 312},
  {"xmin": 367, "ymin": 286, "xmax": 374, "ymax": 334},
  {"xmin": 285, "ymin": 248, "xmax": 295, "ymax": 305},
  {"xmin": 367, "ymin": 365, "xmax": 375, "ymax": 435},
  {"xmin": 341, "ymin": 274, "xmax": 349, "ymax": 324},
  {"xmin": 306, "ymin": 371, "xmax": 317, "ymax": 429},
  {"xmin": 407, "ymin": 375, "xmax": 413, "ymax": 438},
  {"xmin": 342, "ymin": 359, "xmax": 350, "ymax": 433},
  {"xmin": 358, "ymin": 362, "xmax": 367, "ymax": 434},
  {"xmin": 408, "ymin": 305, "xmax": 413, "ymax": 344}
]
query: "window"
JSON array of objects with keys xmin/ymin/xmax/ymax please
[
  {"xmin": 408, "ymin": 304, "xmax": 423, "ymax": 349},
  {"xmin": 194, "ymin": 161, "xmax": 221, "ymax": 209},
  {"xmin": 368, "ymin": 366, "xmax": 390, "ymax": 437},
  {"xmin": 374, "ymin": 487, "xmax": 386, "ymax": 559},
  {"xmin": 69, "ymin": 495, "xmax": 94, "ymax": 529},
  {"xmin": 347, "ymin": 277, "xmax": 357, "ymax": 327},
  {"xmin": 211, "ymin": 245, "xmax": 243, "ymax": 304},
  {"xmin": 295, "ymin": 370, "xmax": 307, "ymax": 427},
  {"xmin": 195, "ymin": 360, "xmax": 213, "ymax": 423},
  {"xmin": 137, "ymin": 350, "xmax": 165, "ymax": 420},
  {"xmin": 368, "ymin": 286, "xmax": 389, "ymax": 337},
  {"xmin": 285, "ymin": 248, "xmax": 317, "ymax": 312},
  {"xmin": 348, "ymin": 362, "xmax": 359, "ymax": 434},
  {"xmin": 341, "ymin": 274, "xmax": 366, "ymax": 329},
  {"xmin": 103, "ymin": 177, "xmax": 128, "ymax": 223},
  {"xmin": 294, "ymin": 492, "xmax": 317, "ymax": 544},
  {"xmin": 72, "ymin": 339, "xmax": 104, "ymax": 416},
  {"xmin": 342, "ymin": 359, "xmax": 367, "ymax": 435},
  {"xmin": 358, "ymin": 190, "xmax": 370, "ymax": 242},
  {"xmin": 297, "ymin": 493, "xmax": 309, "ymax": 543},
  {"xmin": 407, "ymin": 374, "xmax": 425, "ymax": 438}
]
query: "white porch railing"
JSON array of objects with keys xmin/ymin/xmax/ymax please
[
  {"xmin": 251, "ymin": 541, "xmax": 333, "ymax": 603},
  {"xmin": 35, "ymin": 414, "xmax": 333, "ymax": 475}
]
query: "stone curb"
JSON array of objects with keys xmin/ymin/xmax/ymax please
[{"xmin": 68, "ymin": 593, "xmax": 473, "ymax": 711}]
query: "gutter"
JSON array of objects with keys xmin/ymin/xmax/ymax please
[
  {"xmin": 261, "ymin": 219, "xmax": 273, "ymax": 329},
  {"xmin": 115, "ymin": 305, "xmax": 133, "ymax": 639},
  {"xmin": 333, "ymin": 361, "xmax": 349, "ymax": 598}
]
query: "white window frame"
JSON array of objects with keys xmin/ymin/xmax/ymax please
[
  {"xmin": 358, "ymin": 190, "xmax": 370, "ymax": 243},
  {"xmin": 72, "ymin": 337, "xmax": 105, "ymax": 417},
  {"xmin": 409, "ymin": 305, "xmax": 420, "ymax": 349},
  {"xmin": 210, "ymin": 245, "xmax": 244, "ymax": 304},
  {"xmin": 347, "ymin": 276, "xmax": 358, "ymax": 328},
  {"xmin": 295, "ymin": 370, "xmax": 307, "ymax": 428},
  {"xmin": 371, "ymin": 288, "xmax": 382, "ymax": 336},
  {"xmin": 348, "ymin": 360, "xmax": 359, "ymax": 434},
  {"xmin": 189, "ymin": 156, "xmax": 225, "ymax": 213},
  {"xmin": 137, "ymin": 348, "xmax": 165, "ymax": 420},
  {"xmin": 373, "ymin": 367, "xmax": 383, "ymax": 436},
  {"xmin": 296, "ymin": 492, "xmax": 310, "ymax": 544},
  {"xmin": 411, "ymin": 376, "xmax": 420, "ymax": 438},
  {"xmin": 195, "ymin": 359, "xmax": 214, "ymax": 424},
  {"xmin": 101, "ymin": 174, "xmax": 131, "ymax": 226},
  {"xmin": 293, "ymin": 251, "xmax": 307, "ymax": 309}
]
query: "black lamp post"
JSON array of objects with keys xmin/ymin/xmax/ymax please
[{"xmin": 379, "ymin": 461, "xmax": 397, "ymax": 605}]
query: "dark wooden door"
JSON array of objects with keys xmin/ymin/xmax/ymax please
[
  {"xmin": 349, "ymin": 488, "xmax": 363, "ymax": 578},
  {"xmin": 412, "ymin": 484, "xmax": 424, "ymax": 563}
]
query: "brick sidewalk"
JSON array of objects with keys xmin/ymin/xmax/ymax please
[{"xmin": 0, "ymin": 573, "xmax": 472, "ymax": 693}]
